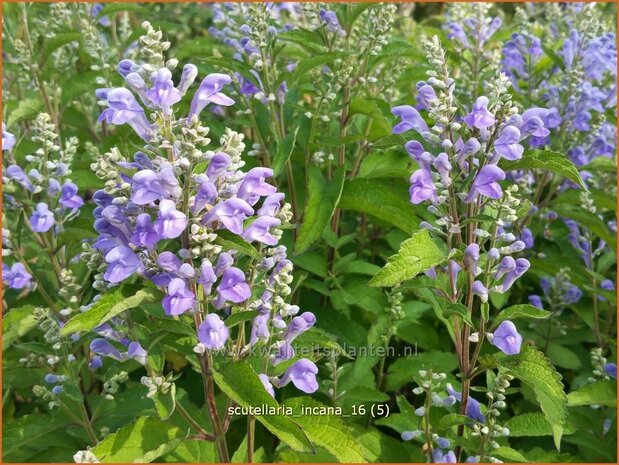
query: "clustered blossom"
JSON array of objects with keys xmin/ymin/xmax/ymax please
[
  {"xmin": 84, "ymin": 24, "xmax": 319, "ymax": 395},
  {"xmin": 391, "ymin": 36, "xmax": 545, "ymax": 357},
  {"xmin": 2, "ymin": 114, "xmax": 82, "ymax": 291}
]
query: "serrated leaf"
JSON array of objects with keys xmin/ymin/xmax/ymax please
[
  {"xmin": 8, "ymin": 98, "xmax": 43, "ymax": 126},
  {"xmin": 42, "ymin": 33, "xmax": 81, "ymax": 63},
  {"xmin": 553, "ymin": 203, "xmax": 617, "ymax": 249},
  {"xmin": 225, "ymin": 310, "xmax": 259, "ymax": 328},
  {"xmin": 153, "ymin": 383, "xmax": 176, "ymax": 420},
  {"xmin": 369, "ymin": 229, "xmax": 448, "ymax": 287},
  {"xmin": 436, "ymin": 413, "xmax": 471, "ymax": 430},
  {"xmin": 272, "ymin": 127, "xmax": 299, "ymax": 176},
  {"xmin": 91, "ymin": 416, "xmax": 184, "ymax": 462},
  {"xmin": 2, "ymin": 306, "xmax": 37, "ymax": 351},
  {"xmin": 501, "ymin": 345, "xmax": 567, "ymax": 450},
  {"xmin": 505, "ymin": 412, "xmax": 576, "ymax": 437},
  {"xmin": 443, "ymin": 302, "xmax": 474, "ymax": 328},
  {"xmin": 492, "ymin": 304, "xmax": 552, "ymax": 328},
  {"xmin": 214, "ymin": 230, "xmax": 261, "ymax": 260},
  {"xmin": 282, "ymin": 397, "xmax": 366, "ymax": 463},
  {"xmin": 338, "ymin": 178, "xmax": 420, "ymax": 234},
  {"xmin": 60, "ymin": 286, "xmax": 163, "ymax": 336},
  {"xmin": 567, "ymin": 380, "xmax": 617, "ymax": 407},
  {"xmin": 295, "ymin": 165, "xmax": 345, "ymax": 255},
  {"xmin": 501, "ymin": 150, "xmax": 586, "ymax": 190},
  {"xmin": 2, "ymin": 412, "xmax": 71, "ymax": 458},
  {"xmin": 212, "ymin": 361, "xmax": 313, "ymax": 453},
  {"xmin": 547, "ymin": 344, "xmax": 582, "ymax": 370}
]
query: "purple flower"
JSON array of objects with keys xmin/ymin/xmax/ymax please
[
  {"xmin": 117, "ymin": 59, "xmax": 136, "ymax": 78},
  {"xmin": 241, "ymin": 216, "xmax": 281, "ymax": 245},
  {"xmin": 29, "ymin": 203, "xmax": 55, "ymax": 233},
  {"xmin": 3, "ymin": 263, "xmax": 32, "ymax": 289},
  {"xmin": 131, "ymin": 213, "xmax": 159, "ymax": 248},
  {"xmin": 520, "ymin": 227, "xmax": 534, "ymax": 249},
  {"xmin": 465, "ymin": 165, "xmax": 505, "ymax": 202},
  {"xmin": 392, "ymin": 105, "xmax": 430, "ymax": 135},
  {"xmin": 237, "ymin": 168, "xmax": 277, "ymax": 206},
  {"xmin": 131, "ymin": 170, "xmax": 165, "ymax": 205},
  {"xmin": 520, "ymin": 108, "xmax": 551, "ymax": 137},
  {"xmin": 416, "ymin": 82, "xmax": 437, "ymax": 110},
  {"xmin": 127, "ymin": 342, "xmax": 148, "ymax": 365},
  {"xmin": 434, "ymin": 152, "xmax": 452, "ymax": 186},
  {"xmin": 284, "ymin": 312, "xmax": 316, "ymax": 343},
  {"xmin": 198, "ymin": 313, "xmax": 229, "ymax": 350},
  {"xmin": 446, "ymin": 384, "xmax": 485, "ymax": 422},
  {"xmin": 257, "ymin": 193, "xmax": 285, "ymax": 217},
  {"xmin": 500, "ymin": 258, "xmax": 530, "ymax": 291},
  {"xmin": 409, "ymin": 169, "xmax": 438, "ymax": 204},
  {"xmin": 276, "ymin": 358, "xmax": 319, "ymax": 393},
  {"xmin": 154, "ymin": 199, "xmax": 187, "ymax": 239},
  {"xmin": 189, "ymin": 74, "xmax": 234, "ymax": 119},
  {"xmin": 216, "ymin": 267, "xmax": 251, "ymax": 305},
  {"xmin": 59, "ymin": 182, "xmax": 84, "ymax": 209},
  {"xmin": 2, "ymin": 123, "xmax": 16, "ymax": 151},
  {"xmin": 6, "ymin": 165, "xmax": 33, "ymax": 191},
  {"xmin": 98, "ymin": 88, "xmax": 153, "ymax": 141},
  {"xmin": 319, "ymin": 9, "xmax": 345, "ymax": 36},
  {"xmin": 529, "ymin": 295, "xmax": 543, "ymax": 309},
  {"xmin": 198, "ymin": 260, "xmax": 217, "ymax": 294},
  {"xmin": 203, "ymin": 198, "xmax": 254, "ymax": 234},
  {"xmin": 472, "ymin": 281, "xmax": 488, "ymax": 303},
  {"xmin": 604, "ymin": 363, "xmax": 617, "ymax": 380},
  {"xmin": 494, "ymin": 126, "xmax": 523, "ymax": 161},
  {"xmin": 206, "ymin": 152, "xmax": 232, "ymax": 181},
  {"xmin": 90, "ymin": 339, "xmax": 123, "ymax": 361},
  {"xmin": 463, "ymin": 96, "xmax": 495, "ymax": 129},
  {"xmin": 259, "ymin": 374, "xmax": 275, "ymax": 398},
  {"xmin": 104, "ymin": 245, "xmax": 142, "ymax": 283},
  {"xmin": 464, "ymin": 243, "xmax": 480, "ymax": 274},
  {"xmin": 178, "ymin": 64, "xmax": 198, "ymax": 94},
  {"xmin": 145, "ymin": 68, "xmax": 182, "ymax": 111},
  {"xmin": 433, "ymin": 449, "xmax": 457, "ymax": 463},
  {"xmin": 491, "ymin": 320, "xmax": 523, "ymax": 355},
  {"xmin": 163, "ymin": 278, "xmax": 195, "ymax": 315}
]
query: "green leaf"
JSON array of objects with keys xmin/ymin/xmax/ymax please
[
  {"xmin": 42, "ymin": 33, "xmax": 81, "ymax": 63},
  {"xmin": 385, "ymin": 352, "xmax": 458, "ymax": 391},
  {"xmin": 3, "ymin": 413, "xmax": 71, "ymax": 458},
  {"xmin": 369, "ymin": 229, "xmax": 448, "ymax": 287},
  {"xmin": 225, "ymin": 310, "xmax": 259, "ymax": 328},
  {"xmin": 91, "ymin": 416, "xmax": 184, "ymax": 462},
  {"xmin": 97, "ymin": 3, "xmax": 145, "ymax": 16},
  {"xmin": 295, "ymin": 165, "xmax": 346, "ymax": 255},
  {"xmin": 2, "ymin": 306, "xmax": 37, "ymax": 351},
  {"xmin": 348, "ymin": 97, "xmax": 392, "ymax": 140},
  {"xmin": 492, "ymin": 304, "xmax": 552, "ymax": 328},
  {"xmin": 505, "ymin": 412, "xmax": 576, "ymax": 437},
  {"xmin": 541, "ymin": 44, "xmax": 565, "ymax": 71},
  {"xmin": 338, "ymin": 178, "xmax": 420, "ymax": 234},
  {"xmin": 59, "ymin": 286, "xmax": 163, "ymax": 336},
  {"xmin": 153, "ymin": 383, "xmax": 176, "ymax": 420},
  {"xmin": 443, "ymin": 302, "xmax": 474, "ymax": 328},
  {"xmin": 501, "ymin": 345, "xmax": 568, "ymax": 450},
  {"xmin": 547, "ymin": 345, "xmax": 582, "ymax": 370},
  {"xmin": 493, "ymin": 447, "xmax": 530, "ymax": 463},
  {"xmin": 215, "ymin": 230, "xmax": 261, "ymax": 260},
  {"xmin": 277, "ymin": 52, "xmax": 347, "ymax": 88},
  {"xmin": 567, "ymin": 380, "xmax": 617, "ymax": 407},
  {"xmin": 437, "ymin": 413, "xmax": 471, "ymax": 430},
  {"xmin": 212, "ymin": 361, "xmax": 313, "ymax": 453},
  {"xmin": 272, "ymin": 127, "xmax": 299, "ymax": 176},
  {"xmin": 8, "ymin": 98, "xmax": 43, "ymax": 126},
  {"xmin": 282, "ymin": 397, "xmax": 366, "ymax": 463},
  {"xmin": 501, "ymin": 150, "xmax": 586, "ymax": 190}
]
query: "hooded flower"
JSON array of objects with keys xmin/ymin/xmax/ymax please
[
  {"xmin": 237, "ymin": 168, "xmax": 277, "ymax": 206},
  {"xmin": 409, "ymin": 169, "xmax": 438, "ymax": 204},
  {"xmin": 189, "ymin": 74, "xmax": 234, "ymax": 119},
  {"xmin": 241, "ymin": 216, "xmax": 281, "ymax": 245},
  {"xmin": 29, "ymin": 203, "xmax": 55, "ymax": 233},
  {"xmin": 145, "ymin": 68, "xmax": 182, "ymax": 111},
  {"xmin": 319, "ymin": 9, "xmax": 345, "ymax": 36},
  {"xmin": 59, "ymin": 182, "xmax": 84, "ymax": 209},
  {"xmin": 198, "ymin": 313, "xmax": 230, "ymax": 350},
  {"xmin": 446, "ymin": 383, "xmax": 485, "ymax": 422},
  {"xmin": 2, "ymin": 123, "xmax": 16, "ymax": 151},
  {"xmin": 463, "ymin": 96, "xmax": 495, "ymax": 129},
  {"xmin": 465, "ymin": 165, "xmax": 505, "ymax": 202},
  {"xmin": 6, "ymin": 165, "xmax": 34, "ymax": 191},
  {"xmin": 490, "ymin": 320, "xmax": 523, "ymax": 355},
  {"xmin": 604, "ymin": 363, "xmax": 617, "ymax": 379},
  {"xmin": 216, "ymin": 267, "xmax": 251, "ymax": 305},
  {"xmin": 162, "ymin": 278, "xmax": 195, "ymax": 315},
  {"xmin": 276, "ymin": 358, "xmax": 319, "ymax": 393},
  {"xmin": 259, "ymin": 374, "xmax": 276, "ymax": 398},
  {"xmin": 98, "ymin": 88, "xmax": 153, "ymax": 141},
  {"xmin": 103, "ymin": 245, "xmax": 142, "ymax": 282},
  {"xmin": 494, "ymin": 126, "xmax": 523, "ymax": 161},
  {"xmin": 3, "ymin": 263, "xmax": 32, "ymax": 289},
  {"xmin": 392, "ymin": 105, "xmax": 430, "ymax": 135},
  {"xmin": 203, "ymin": 198, "xmax": 254, "ymax": 234},
  {"xmin": 154, "ymin": 199, "xmax": 187, "ymax": 239}
]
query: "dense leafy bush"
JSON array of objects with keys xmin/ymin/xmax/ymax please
[{"xmin": 2, "ymin": 3, "xmax": 616, "ymax": 463}]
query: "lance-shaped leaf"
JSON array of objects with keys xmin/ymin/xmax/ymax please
[
  {"xmin": 369, "ymin": 229, "xmax": 448, "ymax": 287},
  {"xmin": 501, "ymin": 149, "xmax": 586, "ymax": 190}
]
